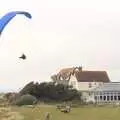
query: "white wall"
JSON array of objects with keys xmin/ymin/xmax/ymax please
[
  {"xmin": 68, "ymin": 75, "xmax": 79, "ymax": 90},
  {"xmin": 67, "ymin": 74, "xmax": 106, "ymax": 103},
  {"xmin": 81, "ymin": 92, "xmax": 95, "ymax": 103},
  {"xmin": 77, "ymin": 82, "xmax": 103, "ymax": 91},
  {"xmin": 68, "ymin": 74, "xmax": 103, "ymax": 91}
]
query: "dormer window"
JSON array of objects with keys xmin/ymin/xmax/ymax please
[
  {"xmin": 93, "ymin": 80, "xmax": 96, "ymax": 85},
  {"xmin": 88, "ymin": 82, "xmax": 92, "ymax": 88},
  {"xmin": 99, "ymin": 82, "xmax": 102, "ymax": 86}
]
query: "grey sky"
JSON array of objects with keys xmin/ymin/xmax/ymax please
[{"xmin": 0, "ymin": 0, "xmax": 120, "ymax": 92}]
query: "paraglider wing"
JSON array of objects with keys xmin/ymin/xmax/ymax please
[{"xmin": 0, "ymin": 11, "xmax": 32, "ymax": 35}]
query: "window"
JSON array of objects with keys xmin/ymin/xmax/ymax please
[
  {"xmin": 114, "ymin": 96, "xmax": 117, "ymax": 100},
  {"xmin": 94, "ymin": 96, "xmax": 97, "ymax": 100},
  {"xmin": 111, "ymin": 96, "xmax": 113, "ymax": 101},
  {"xmin": 71, "ymin": 81, "xmax": 76, "ymax": 86},
  {"xmin": 107, "ymin": 96, "xmax": 109, "ymax": 101},
  {"xmin": 93, "ymin": 80, "xmax": 96, "ymax": 85},
  {"xmin": 99, "ymin": 82, "xmax": 102, "ymax": 86},
  {"xmin": 89, "ymin": 92, "xmax": 91, "ymax": 96},
  {"xmin": 118, "ymin": 96, "xmax": 120, "ymax": 100},
  {"xmin": 88, "ymin": 83, "xmax": 92, "ymax": 88},
  {"xmin": 100, "ymin": 96, "xmax": 102, "ymax": 100},
  {"xmin": 103, "ymin": 96, "xmax": 106, "ymax": 100}
]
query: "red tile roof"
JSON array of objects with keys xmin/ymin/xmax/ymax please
[
  {"xmin": 75, "ymin": 71, "xmax": 110, "ymax": 82},
  {"xmin": 57, "ymin": 67, "xmax": 110, "ymax": 82}
]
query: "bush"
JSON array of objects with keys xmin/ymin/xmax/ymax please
[{"xmin": 15, "ymin": 94, "xmax": 37, "ymax": 106}]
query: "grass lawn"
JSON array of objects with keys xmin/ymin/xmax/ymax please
[{"xmin": 1, "ymin": 105, "xmax": 120, "ymax": 120}]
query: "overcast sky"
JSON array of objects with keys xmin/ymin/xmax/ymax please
[{"xmin": 0, "ymin": 0, "xmax": 120, "ymax": 92}]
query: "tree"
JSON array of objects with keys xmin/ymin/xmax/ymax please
[
  {"xmin": 19, "ymin": 81, "xmax": 82, "ymax": 102},
  {"xmin": 15, "ymin": 94, "xmax": 37, "ymax": 106},
  {"xmin": 20, "ymin": 81, "xmax": 35, "ymax": 95}
]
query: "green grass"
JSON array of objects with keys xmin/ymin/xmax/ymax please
[{"xmin": 1, "ymin": 105, "xmax": 120, "ymax": 120}]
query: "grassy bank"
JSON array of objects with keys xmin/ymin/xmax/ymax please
[{"xmin": 1, "ymin": 105, "xmax": 120, "ymax": 120}]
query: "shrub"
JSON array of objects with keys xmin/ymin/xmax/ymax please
[{"xmin": 15, "ymin": 94, "xmax": 37, "ymax": 106}]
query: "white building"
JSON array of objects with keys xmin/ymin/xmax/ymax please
[
  {"xmin": 51, "ymin": 66, "xmax": 110, "ymax": 102},
  {"xmin": 92, "ymin": 82, "xmax": 120, "ymax": 103}
]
